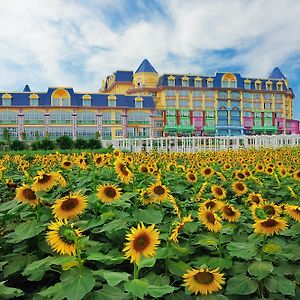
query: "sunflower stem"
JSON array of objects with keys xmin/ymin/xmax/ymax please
[
  {"xmin": 133, "ymin": 263, "xmax": 139, "ymax": 300},
  {"xmin": 217, "ymin": 234, "xmax": 223, "ymax": 258},
  {"xmin": 261, "ymin": 235, "xmax": 267, "ymax": 261},
  {"xmin": 75, "ymin": 236, "xmax": 83, "ymax": 272}
]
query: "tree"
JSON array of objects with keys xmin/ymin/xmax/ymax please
[
  {"xmin": 74, "ymin": 138, "xmax": 88, "ymax": 150},
  {"xmin": 56, "ymin": 135, "xmax": 74, "ymax": 150},
  {"xmin": 88, "ymin": 138, "xmax": 102, "ymax": 149},
  {"xmin": 10, "ymin": 140, "xmax": 25, "ymax": 151}
]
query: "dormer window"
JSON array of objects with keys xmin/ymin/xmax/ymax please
[
  {"xmin": 82, "ymin": 94, "xmax": 92, "ymax": 107},
  {"xmin": 2, "ymin": 93, "xmax": 12, "ymax": 106},
  {"xmin": 255, "ymin": 80, "xmax": 261, "ymax": 90},
  {"xmin": 207, "ymin": 78, "xmax": 213, "ymax": 88},
  {"xmin": 277, "ymin": 81, "xmax": 283, "ymax": 91},
  {"xmin": 181, "ymin": 76, "xmax": 189, "ymax": 87},
  {"xmin": 51, "ymin": 89, "xmax": 71, "ymax": 106},
  {"xmin": 135, "ymin": 96, "xmax": 143, "ymax": 108},
  {"xmin": 107, "ymin": 95, "xmax": 117, "ymax": 107},
  {"xmin": 29, "ymin": 93, "xmax": 39, "ymax": 106},
  {"xmin": 266, "ymin": 81, "xmax": 272, "ymax": 91},
  {"xmin": 167, "ymin": 75, "xmax": 175, "ymax": 86},
  {"xmin": 244, "ymin": 79, "xmax": 251, "ymax": 89},
  {"xmin": 194, "ymin": 78, "xmax": 202, "ymax": 87},
  {"xmin": 222, "ymin": 73, "xmax": 237, "ymax": 88}
]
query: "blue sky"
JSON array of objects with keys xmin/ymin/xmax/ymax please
[{"xmin": 0, "ymin": 0, "xmax": 300, "ymax": 119}]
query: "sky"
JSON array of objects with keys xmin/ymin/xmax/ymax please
[{"xmin": 0, "ymin": 0, "xmax": 300, "ymax": 119}]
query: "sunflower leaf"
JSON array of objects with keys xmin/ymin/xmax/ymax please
[
  {"xmin": 100, "ymin": 219, "xmax": 128, "ymax": 232},
  {"xmin": 132, "ymin": 207, "xmax": 163, "ymax": 224},
  {"xmin": 225, "ymin": 274, "xmax": 258, "ymax": 295},
  {"xmin": 265, "ymin": 275, "xmax": 296, "ymax": 296},
  {"xmin": 248, "ymin": 261, "xmax": 273, "ymax": 281},
  {"xmin": 86, "ymin": 285, "xmax": 130, "ymax": 300},
  {"xmin": 0, "ymin": 281, "xmax": 24, "ymax": 299},
  {"xmin": 137, "ymin": 257, "xmax": 156, "ymax": 270},
  {"xmin": 124, "ymin": 279, "xmax": 149, "ymax": 299},
  {"xmin": 226, "ymin": 242, "xmax": 257, "ymax": 260},
  {"xmin": 147, "ymin": 284, "xmax": 177, "ymax": 298},
  {"xmin": 93, "ymin": 270, "xmax": 130, "ymax": 286}
]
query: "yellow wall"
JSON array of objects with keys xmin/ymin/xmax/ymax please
[{"xmin": 133, "ymin": 72, "xmax": 158, "ymax": 88}]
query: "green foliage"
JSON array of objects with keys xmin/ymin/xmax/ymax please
[
  {"xmin": 87, "ymin": 138, "xmax": 102, "ymax": 149},
  {"xmin": 74, "ymin": 138, "xmax": 88, "ymax": 149},
  {"xmin": 9, "ymin": 140, "xmax": 25, "ymax": 151},
  {"xmin": 56, "ymin": 135, "xmax": 74, "ymax": 150}
]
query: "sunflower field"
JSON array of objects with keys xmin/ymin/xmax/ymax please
[{"xmin": 0, "ymin": 147, "xmax": 300, "ymax": 299}]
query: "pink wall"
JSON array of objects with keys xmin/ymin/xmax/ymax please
[
  {"xmin": 243, "ymin": 117, "xmax": 253, "ymax": 129},
  {"xmin": 193, "ymin": 117, "xmax": 203, "ymax": 130}
]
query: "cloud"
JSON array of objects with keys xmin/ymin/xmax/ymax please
[{"xmin": 0, "ymin": 0, "xmax": 300, "ymax": 96}]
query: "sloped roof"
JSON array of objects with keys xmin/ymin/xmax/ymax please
[
  {"xmin": 23, "ymin": 84, "xmax": 31, "ymax": 92},
  {"xmin": 268, "ymin": 67, "xmax": 286, "ymax": 79},
  {"xmin": 135, "ymin": 59, "xmax": 157, "ymax": 73}
]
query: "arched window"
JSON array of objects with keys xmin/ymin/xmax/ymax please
[
  {"xmin": 222, "ymin": 73, "xmax": 237, "ymax": 88},
  {"xmin": 29, "ymin": 94, "xmax": 39, "ymax": 106},
  {"xmin": 167, "ymin": 75, "xmax": 175, "ymax": 87},
  {"xmin": 135, "ymin": 97, "xmax": 143, "ymax": 108},
  {"xmin": 82, "ymin": 94, "xmax": 91, "ymax": 107},
  {"xmin": 2, "ymin": 93, "xmax": 12, "ymax": 106},
  {"xmin": 51, "ymin": 89, "xmax": 71, "ymax": 106},
  {"xmin": 107, "ymin": 95, "xmax": 117, "ymax": 107}
]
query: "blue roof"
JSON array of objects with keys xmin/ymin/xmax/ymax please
[
  {"xmin": 23, "ymin": 84, "xmax": 31, "ymax": 92},
  {"xmin": 268, "ymin": 67, "xmax": 286, "ymax": 79},
  {"xmin": 115, "ymin": 71, "xmax": 133, "ymax": 82},
  {"xmin": 135, "ymin": 59, "xmax": 157, "ymax": 73}
]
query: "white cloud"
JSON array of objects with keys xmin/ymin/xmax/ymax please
[{"xmin": 0, "ymin": 0, "xmax": 300, "ymax": 93}]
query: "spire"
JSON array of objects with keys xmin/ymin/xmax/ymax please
[
  {"xmin": 23, "ymin": 84, "xmax": 31, "ymax": 92},
  {"xmin": 135, "ymin": 59, "xmax": 157, "ymax": 73},
  {"xmin": 268, "ymin": 67, "xmax": 286, "ymax": 79}
]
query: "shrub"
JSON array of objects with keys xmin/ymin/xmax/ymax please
[
  {"xmin": 74, "ymin": 138, "xmax": 88, "ymax": 150},
  {"xmin": 56, "ymin": 135, "xmax": 74, "ymax": 150},
  {"xmin": 38, "ymin": 139, "xmax": 55, "ymax": 150},
  {"xmin": 88, "ymin": 138, "xmax": 102, "ymax": 149},
  {"xmin": 10, "ymin": 140, "xmax": 25, "ymax": 151},
  {"xmin": 31, "ymin": 141, "xmax": 41, "ymax": 150}
]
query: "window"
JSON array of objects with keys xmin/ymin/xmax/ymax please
[
  {"xmin": 275, "ymin": 103, "xmax": 282, "ymax": 110},
  {"xmin": 102, "ymin": 127, "xmax": 112, "ymax": 140},
  {"xmin": 107, "ymin": 95, "xmax": 117, "ymax": 107},
  {"xmin": 77, "ymin": 110, "xmax": 97, "ymax": 124},
  {"xmin": 194, "ymin": 78, "xmax": 202, "ymax": 87},
  {"xmin": 2, "ymin": 94, "xmax": 12, "ymax": 106},
  {"xmin": 244, "ymin": 80, "xmax": 251, "ymax": 89},
  {"xmin": 166, "ymin": 90, "xmax": 176, "ymax": 96},
  {"xmin": 205, "ymin": 100, "xmax": 214, "ymax": 108},
  {"xmin": 243, "ymin": 101, "xmax": 251, "ymax": 108},
  {"xmin": 275, "ymin": 93, "xmax": 282, "ymax": 100},
  {"xmin": 206, "ymin": 111, "xmax": 214, "ymax": 118},
  {"xmin": 255, "ymin": 81, "xmax": 261, "ymax": 90},
  {"xmin": 24, "ymin": 110, "xmax": 44, "ymax": 124},
  {"xmin": 218, "ymin": 110, "xmax": 228, "ymax": 118},
  {"xmin": 192, "ymin": 90, "xmax": 202, "ymax": 97},
  {"xmin": 231, "ymin": 119, "xmax": 241, "ymax": 126},
  {"xmin": 180, "ymin": 119, "xmax": 190, "ymax": 126},
  {"xmin": 115, "ymin": 129, "xmax": 123, "ymax": 137},
  {"xmin": 154, "ymin": 110, "xmax": 163, "ymax": 116},
  {"xmin": 265, "ymin": 112, "xmax": 272, "ymax": 118},
  {"xmin": 218, "ymin": 91, "xmax": 228, "ymax": 99},
  {"xmin": 277, "ymin": 81, "xmax": 283, "ymax": 91},
  {"xmin": 182, "ymin": 77, "xmax": 189, "ymax": 87},
  {"xmin": 231, "ymin": 101, "xmax": 240, "ymax": 109},
  {"xmin": 264, "ymin": 103, "xmax": 272, "ymax": 109},
  {"xmin": 193, "ymin": 101, "xmax": 202, "ymax": 108},
  {"xmin": 230, "ymin": 110, "xmax": 240, "ymax": 117},
  {"xmin": 205, "ymin": 91, "xmax": 214, "ymax": 98},
  {"xmin": 0, "ymin": 111, "xmax": 18, "ymax": 124},
  {"xmin": 29, "ymin": 94, "xmax": 39, "ymax": 106},
  {"xmin": 179, "ymin": 100, "xmax": 188, "ymax": 107},
  {"xmin": 254, "ymin": 112, "xmax": 261, "ymax": 118},
  {"xmin": 193, "ymin": 110, "xmax": 202, "ymax": 117},
  {"xmin": 180, "ymin": 110, "xmax": 190, "ymax": 117},
  {"xmin": 243, "ymin": 92, "xmax": 252, "ymax": 99},
  {"xmin": 168, "ymin": 76, "xmax": 175, "ymax": 86},
  {"xmin": 166, "ymin": 99, "xmax": 176, "ymax": 107},
  {"xmin": 231, "ymin": 92, "xmax": 240, "ymax": 99},
  {"xmin": 102, "ymin": 112, "xmax": 112, "ymax": 124},
  {"xmin": 222, "ymin": 73, "xmax": 237, "ymax": 88},
  {"xmin": 218, "ymin": 100, "xmax": 228, "ymax": 108},
  {"xmin": 254, "ymin": 102, "xmax": 261, "ymax": 109},
  {"xmin": 178, "ymin": 90, "xmax": 189, "ymax": 97},
  {"xmin": 82, "ymin": 94, "xmax": 91, "ymax": 107},
  {"xmin": 243, "ymin": 111, "xmax": 252, "ymax": 117},
  {"xmin": 166, "ymin": 110, "xmax": 176, "ymax": 116},
  {"xmin": 207, "ymin": 78, "xmax": 213, "ymax": 88},
  {"xmin": 253, "ymin": 93, "xmax": 261, "ymax": 99},
  {"xmin": 135, "ymin": 97, "xmax": 143, "ymax": 108},
  {"xmin": 127, "ymin": 112, "xmax": 150, "ymax": 124},
  {"xmin": 167, "ymin": 119, "xmax": 176, "ymax": 126},
  {"xmin": 76, "ymin": 126, "xmax": 98, "ymax": 140},
  {"xmin": 276, "ymin": 112, "xmax": 282, "ymax": 118},
  {"xmin": 154, "ymin": 120, "xmax": 163, "ymax": 127},
  {"xmin": 49, "ymin": 110, "xmax": 73, "ymax": 124},
  {"xmin": 266, "ymin": 81, "xmax": 272, "ymax": 90},
  {"xmin": 51, "ymin": 89, "xmax": 71, "ymax": 106},
  {"xmin": 47, "ymin": 126, "xmax": 73, "ymax": 139}
]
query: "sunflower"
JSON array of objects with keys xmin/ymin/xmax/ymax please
[
  {"xmin": 198, "ymin": 208, "xmax": 222, "ymax": 232},
  {"xmin": 186, "ymin": 172, "xmax": 198, "ymax": 183},
  {"xmin": 15, "ymin": 184, "xmax": 38, "ymax": 206},
  {"xmin": 97, "ymin": 184, "xmax": 122, "ymax": 203},
  {"xmin": 32, "ymin": 171, "xmax": 60, "ymax": 192},
  {"xmin": 147, "ymin": 181, "xmax": 170, "ymax": 202},
  {"xmin": 260, "ymin": 203, "xmax": 281, "ymax": 218},
  {"xmin": 247, "ymin": 193, "xmax": 264, "ymax": 206},
  {"xmin": 221, "ymin": 204, "xmax": 240, "ymax": 222},
  {"xmin": 285, "ymin": 205, "xmax": 300, "ymax": 222},
  {"xmin": 139, "ymin": 165, "xmax": 148, "ymax": 173},
  {"xmin": 255, "ymin": 164, "xmax": 264, "ymax": 173},
  {"xmin": 183, "ymin": 267, "xmax": 225, "ymax": 295},
  {"xmin": 76, "ymin": 155, "xmax": 88, "ymax": 169},
  {"xmin": 115, "ymin": 159, "xmax": 134, "ymax": 184},
  {"xmin": 200, "ymin": 199, "xmax": 222, "ymax": 212},
  {"xmin": 293, "ymin": 169, "xmax": 300, "ymax": 181},
  {"xmin": 6, "ymin": 178, "xmax": 17, "ymax": 189},
  {"xmin": 222, "ymin": 163, "xmax": 231, "ymax": 171},
  {"xmin": 201, "ymin": 167, "xmax": 214, "ymax": 178},
  {"xmin": 232, "ymin": 181, "xmax": 248, "ymax": 196},
  {"xmin": 52, "ymin": 192, "xmax": 87, "ymax": 220},
  {"xmin": 211, "ymin": 185, "xmax": 226, "ymax": 200},
  {"xmin": 235, "ymin": 171, "xmax": 246, "ymax": 180},
  {"xmin": 265, "ymin": 167, "xmax": 274, "ymax": 175},
  {"xmin": 253, "ymin": 217, "xmax": 287, "ymax": 235},
  {"xmin": 123, "ymin": 223, "xmax": 160, "ymax": 264},
  {"xmin": 61, "ymin": 160, "xmax": 72, "ymax": 170},
  {"xmin": 46, "ymin": 219, "xmax": 83, "ymax": 256},
  {"xmin": 169, "ymin": 215, "xmax": 193, "ymax": 242}
]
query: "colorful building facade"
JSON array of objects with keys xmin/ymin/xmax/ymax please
[{"xmin": 0, "ymin": 59, "xmax": 299, "ymax": 141}]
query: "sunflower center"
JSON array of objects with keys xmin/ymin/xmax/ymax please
[
  {"xmin": 206, "ymin": 211, "xmax": 216, "ymax": 224},
  {"xmin": 23, "ymin": 188, "xmax": 37, "ymax": 201},
  {"xmin": 96, "ymin": 157, "xmax": 102, "ymax": 164},
  {"xmin": 205, "ymin": 201, "xmax": 216, "ymax": 210},
  {"xmin": 252, "ymin": 195, "xmax": 260, "ymax": 204},
  {"xmin": 215, "ymin": 187, "xmax": 223, "ymax": 196},
  {"xmin": 237, "ymin": 173, "xmax": 245, "ymax": 179},
  {"xmin": 38, "ymin": 174, "xmax": 51, "ymax": 183},
  {"xmin": 294, "ymin": 208, "xmax": 300, "ymax": 215},
  {"xmin": 204, "ymin": 168, "xmax": 212, "ymax": 175},
  {"xmin": 153, "ymin": 186, "xmax": 165, "ymax": 196},
  {"xmin": 263, "ymin": 205, "xmax": 276, "ymax": 216},
  {"xmin": 194, "ymin": 271, "xmax": 214, "ymax": 284},
  {"xmin": 224, "ymin": 206, "xmax": 235, "ymax": 216},
  {"xmin": 236, "ymin": 183, "xmax": 245, "ymax": 191},
  {"xmin": 64, "ymin": 161, "xmax": 71, "ymax": 167},
  {"xmin": 189, "ymin": 174, "xmax": 196, "ymax": 180},
  {"xmin": 61, "ymin": 197, "xmax": 79, "ymax": 211},
  {"xmin": 261, "ymin": 219, "xmax": 278, "ymax": 228},
  {"xmin": 141, "ymin": 166, "xmax": 148, "ymax": 173},
  {"xmin": 120, "ymin": 164, "xmax": 129, "ymax": 176},
  {"xmin": 104, "ymin": 186, "xmax": 117, "ymax": 198},
  {"xmin": 133, "ymin": 233, "xmax": 150, "ymax": 251}
]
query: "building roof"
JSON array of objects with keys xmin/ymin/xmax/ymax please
[
  {"xmin": 268, "ymin": 67, "xmax": 286, "ymax": 79},
  {"xmin": 135, "ymin": 59, "xmax": 157, "ymax": 73},
  {"xmin": 23, "ymin": 84, "xmax": 31, "ymax": 92}
]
